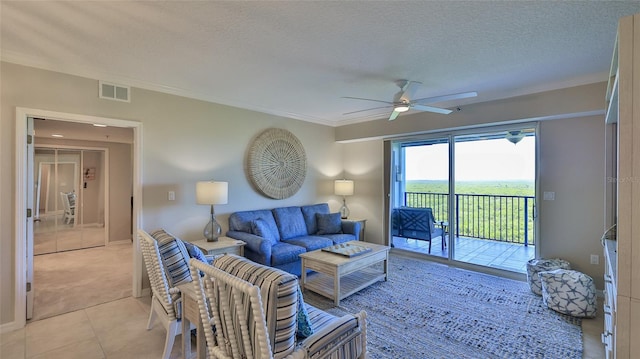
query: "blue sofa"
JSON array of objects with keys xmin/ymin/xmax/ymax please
[{"xmin": 226, "ymin": 203, "xmax": 361, "ymax": 276}]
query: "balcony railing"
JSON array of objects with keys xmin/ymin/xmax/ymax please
[{"xmin": 404, "ymin": 192, "xmax": 535, "ymax": 246}]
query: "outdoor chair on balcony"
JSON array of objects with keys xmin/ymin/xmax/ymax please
[{"xmin": 391, "ymin": 207, "xmax": 445, "ymax": 253}]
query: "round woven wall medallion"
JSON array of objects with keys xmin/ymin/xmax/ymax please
[{"xmin": 248, "ymin": 128, "xmax": 307, "ymax": 199}]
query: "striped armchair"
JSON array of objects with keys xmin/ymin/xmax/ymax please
[{"xmin": 190, "ymin": 254, "xmax": 367, "ymax": 359}]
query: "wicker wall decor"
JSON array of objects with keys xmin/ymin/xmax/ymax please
[{"xmin": 247, "ymin": 128, "xmax": 307, "ymax": 199}]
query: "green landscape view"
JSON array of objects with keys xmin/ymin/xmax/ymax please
[
  {"xmin": 404, "ymin": 180, "xmax": 535, "ymax": 245},
  {"xmin": 406, "ymin": 180, "xmax": 534, "ymax": 196}
]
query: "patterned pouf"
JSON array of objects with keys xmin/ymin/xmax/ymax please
[
  {"xmin": 539, "ymin": 269, "xmax": 597, "ymax": 318},
  {"xmin": 526, "ymin": 258, "xmax": 571, "ymax": 296}
]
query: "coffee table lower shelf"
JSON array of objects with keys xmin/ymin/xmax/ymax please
[{"xmin": 303, "ymin": 267, "xmax": 386, "ymax": 305}]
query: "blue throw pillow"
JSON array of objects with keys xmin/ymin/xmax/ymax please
[
  {"xmin": 251, "ymin": 218, "xmax": 278, "ymax": 245},
  {"xmin": 316, "ymin": 212, "xmax": 342, "ymax": 235},
  {"xmin": 297, "ymin": 287, "xmax": 314, "ymax": 338},
  {"xmin": 182, "ymin": 240, "xmax": 212, "ymax": 265}
]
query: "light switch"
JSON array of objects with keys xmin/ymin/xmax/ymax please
[
  {"xmin": 543, "ymin": 191, "xmax": 555, "ymax": 201},
  {"xmin": 168, "ymin": 191, "xmax": 175, "ymax": 201}
]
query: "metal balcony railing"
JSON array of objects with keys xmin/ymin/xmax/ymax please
[{"xmin": 404, "ymin": 192, "xmax": 536, "ymax": 246}]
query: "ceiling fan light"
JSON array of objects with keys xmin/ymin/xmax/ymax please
[{"xmin": 394, "ymin": 104, "xmax": 410, "ymax": 112}]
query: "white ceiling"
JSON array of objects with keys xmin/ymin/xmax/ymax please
[{"xmin": 2, "ymin": 1, "xmax": 640, "ymax": 127}]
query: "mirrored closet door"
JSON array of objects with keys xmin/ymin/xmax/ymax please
[{"xmin": 33, "ymin": 147, "xmax": 106, "ymax": 255}]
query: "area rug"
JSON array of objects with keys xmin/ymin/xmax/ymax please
[{"xmin": 304, "ymin": 252, "xmax": 583, "ymax": 359}]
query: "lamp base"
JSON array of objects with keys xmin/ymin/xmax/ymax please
[
  {"xmin": 203, "ymin": 215, "xmax": 221, "ymax": 242},
  {"xmin": 339, "ymin": 203, "xmax": 350, "ymax": 220}
]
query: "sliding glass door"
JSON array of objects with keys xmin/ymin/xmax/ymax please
[
  {"xmin": 390, "ymin": 126, "xmax": 537, "ymax": 273},
  {"xmin": 452, "ymin": 130, "xmax": 536, "ymax": 272},
  {"xmin": 391, "ymin": 137, "xmax": 451, "ymax": 257},
  {"xmin": 33, "ymin": 147, "xmax": 106, "ymax": 255}
]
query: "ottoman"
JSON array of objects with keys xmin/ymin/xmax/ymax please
[
  {"xmin": 539, "ymin": 269, "xmax": 597, "ymax": 318},
  {"xmin": 526, "ymin": 258, "xmax": 571, "ymax": 296}
]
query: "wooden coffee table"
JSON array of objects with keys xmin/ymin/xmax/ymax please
[{"xmin": 300, "ymin": 241, "xmax": 390, "ymax": 306}]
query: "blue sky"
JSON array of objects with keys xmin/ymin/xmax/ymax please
[{"xmin": 405, "ymin": 136, "xmax": 535, "ymax": 181}]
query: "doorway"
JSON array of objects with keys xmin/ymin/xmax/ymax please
[
  {"xmin": 390, "ymin": 125, "xmax": 537, "ymax": 274},
  {"xmin": 13, "ymin": 108, "xmax": 143, "ymax": 329}
]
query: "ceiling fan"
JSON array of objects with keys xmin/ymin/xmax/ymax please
[{"xmin": 343, "ymin": 80, "xmax": 478, "ymax": 121}]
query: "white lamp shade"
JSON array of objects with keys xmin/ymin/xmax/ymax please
[
  {"xmin": 196, "ymin": 181, "xmax": 228, "ymax": 205},
  {"xmin": 334, "ymin": 180, "xmax": 354, "ymax": 196}
]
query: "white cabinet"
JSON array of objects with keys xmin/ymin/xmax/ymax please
[{"xmin": 602, "ymin": 13, "xmax": 640, "ymax": 359}]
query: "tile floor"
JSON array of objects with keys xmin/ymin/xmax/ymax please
[
  {"xmin": 1, "ymin": 296, "xmax": 191, "ymax": 359},
  {"xmin": 393, "ymin": 235, "xmax": 535, "ymax": 273}
]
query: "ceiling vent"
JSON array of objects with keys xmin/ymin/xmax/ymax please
[{"xmin": 99, "ymin": 81, "xmax": 130, "ymax": 102}]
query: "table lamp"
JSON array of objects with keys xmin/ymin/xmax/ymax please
[
  {"xmin": 334, "ymin": 179, "xmax": 354, "ymax": 219},
  {"xmin": 196, "ymin": 181, "xmax": 228, "ymax": 242}
]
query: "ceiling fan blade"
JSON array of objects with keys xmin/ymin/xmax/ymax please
[
  {"xmin": 398, "ymin": 81, "xmax": 422, "ymax": 103},
  {"xmin": 341, "ymin": 96, "xmax": 393, "ymax": 105},
  {"xmin": 343, "ymin": 105, "xmax": 392, "ymax": 115},
  {"xmin": 412, "ymin": 104, "xmax": 453, "ymax": 115},
  {"xmin": 412, "ymin": 91, "xmax": 478, "ymax": 105},
  {"xmin": 388, "ymin": 110, "xmax": 401, "ymax": 121}
]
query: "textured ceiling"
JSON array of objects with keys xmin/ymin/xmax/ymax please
[{"xmin": 2, "ymin": 1, "xmax": 640, "ymax": 126}]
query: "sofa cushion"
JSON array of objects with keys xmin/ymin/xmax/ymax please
[
  {"xmin": 301, "ymin": 203, "xmax": 330, "ymax": 235},
  {"xmin": 273, "ymin": 206, "xmax": 308, "ymax": 240},
  {"xmin": 150, "ymin": 229, "xmax": 192, "ymax": 287},
  {"xmin": 213, "ymin": 254, "xmax": 299, "ymax": 359},
  {"xmin": 271, "ymin": 242, "xmax": 307, "ymax": 266},
  {"xmin": 316, "ymin": 212, "xmax": 343, "ymax": 235},
  {"xmin": 283, "ymin": 236, "xmax": 333, "ymax": 252},
  {"xmin": 229, "ymin": 209, "xmax": 280, "ymax": 241},
  {"xmin": 321, "ymin": 233, "xmax": 356, "ymax": 244},
  {"xmin": 251, "ymin": 218, "xmax": 278, "ymax": 245}
]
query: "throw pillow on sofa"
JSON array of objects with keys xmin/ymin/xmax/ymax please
[
  {"xmin": 251, "ymin": 218, "xmax": 279, "ymax": 245},
  {"xmin": 316, "ymin": 212, "xmax": 343, "ymax": 235}
]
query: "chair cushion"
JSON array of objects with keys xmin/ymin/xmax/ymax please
[
  {"xmin": 150, "ymin": 229, "xmax": 192, "ymax": 287},
  {"xmin": 213, "ymin": 254, "xmax": 299, "ymax": 359},
  {"xmin": 271, "ymin": 242, "xmax": 307, "ymax": 266},
  {"xmin": 305, "ymin": 303, "xmax": 338, "ymax": 332},
  {"xmin": 301, "ymin": 203, "xmax": 330, "ymax": 235},
  {"xmin": 251, "ymin": 218, "xmax": 279, "ymax": 245},
  {"xmin": 539, "ymin": 269, "xmax": 597, "ymax": 318},
  {"xmin": 273, "ymin": 206, "xmax": 308, "ymax": 240},
  {"xmin": 316, "ymin": 212, "xmax": 343, "ymax": 235}
]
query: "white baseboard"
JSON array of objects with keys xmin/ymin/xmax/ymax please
[
  {"xmin": 108, "ymin": 239, "xmax": 132, "ymax": 246},
  {"xmin": 138, "ymin": 287, "xmax": 151, "ymax": 298},
  {"xmin": 0, "ymin": 320, "xmax": 23, "ymax": 333}
]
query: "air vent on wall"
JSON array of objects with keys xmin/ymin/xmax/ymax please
[{"xmin": 99, "ymin": 81, "xmax": 130, "ymax": 102}]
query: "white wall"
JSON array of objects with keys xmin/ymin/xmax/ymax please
[
  {"xmin": 0, "ymin": 62, "xmax": 344, "ymax": 326},
  {"xmin": 538, "ymin": 115, "xmax": 606, "ymax": 284}
]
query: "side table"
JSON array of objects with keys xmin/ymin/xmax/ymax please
[
  {"xmin": 189, "ymin": 236, "xmax": 245, "ymax": 257},
  {"xmin": 438, "ymin": 221, "xmax": 449, "ymax": 250},
  {"xmin": 177, "ymin": 282, "xmax": 205, "ymax": 359},
  {"xmin": 343, "ymin": 218, "xmax": 367, "ymax": 241}
]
